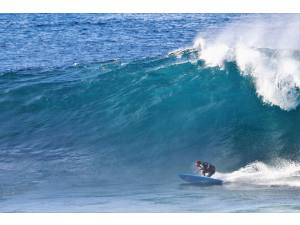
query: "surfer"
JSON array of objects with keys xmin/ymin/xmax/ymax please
[{"xmin": 195, "ymin": 160, "xmax": 216, "ymax": 177}]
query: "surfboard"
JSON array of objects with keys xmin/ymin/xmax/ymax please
[{"xmin": 178, "ymin": 173, "xmax": 223, "ymax": 185}]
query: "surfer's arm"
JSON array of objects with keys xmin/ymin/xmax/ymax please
[{"xmin": 197, "ymin": 167, "xmax": 206, "ymax": 176}]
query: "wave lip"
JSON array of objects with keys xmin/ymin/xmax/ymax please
[
  {"xmin": 188, "ymin": 14, "xmax": 300, "ymax": 111},
  {"xmin": 194, "ymin": 41, "xmax": 300, "ymax": 111}
]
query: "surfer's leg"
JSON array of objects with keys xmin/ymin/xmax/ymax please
[{"xmin": 207, "ymin": 168, "xmax": 215, "ymax": 177}]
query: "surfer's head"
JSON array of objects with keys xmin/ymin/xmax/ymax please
[{"xmin": 195, "ymin": 160, "xmax": 202, "ymax": 166}]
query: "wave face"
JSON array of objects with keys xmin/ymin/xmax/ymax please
[
  {"xmin": 1, "ymin": 51, "xmax": 300, "ymax": 187},
  {"xmin": 1, "ymin": 14, "xmax": 300, "ymax": 202}
]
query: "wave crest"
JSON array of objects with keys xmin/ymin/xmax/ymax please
[
  {"xmin": 188, "ymin": 15, "xmax": 300, "ymax": 111},
  {"xmin": 195, "ymin": 41, "xmax": 300, "ymax": 111}
]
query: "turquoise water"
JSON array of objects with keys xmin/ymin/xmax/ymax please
[{"xmin": 1, "ymin": 14, "xmax": 300, "ymax": 212}]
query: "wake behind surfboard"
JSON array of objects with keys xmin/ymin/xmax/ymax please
[{"xmin": 179, "ymin": 174, "xmax": 223, "ymax": 185}]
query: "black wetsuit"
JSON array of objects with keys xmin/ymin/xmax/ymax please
[{"xmin": 201, "ymin": 162, "xmax": 216, "ymax": 177}]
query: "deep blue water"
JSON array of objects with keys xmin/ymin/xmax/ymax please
[
  {"xmin": 0, "ymin": 14, "xmax": 236, "ymax": 72},
  {"xmin": 1, "ymin": 14, "xmax": 300, "ymax": 212}
]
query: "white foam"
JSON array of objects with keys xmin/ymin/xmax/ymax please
[
  {"xmin": 215, "ymin": 159, "xmax": 300, "ymax": 187},
  {"xmin": 193, "ymin": 37, "xmax": 205, "ymax": 50},
  {"xmin": 193, "ymin": 15, "xmax": 300, "ymax": 111}
]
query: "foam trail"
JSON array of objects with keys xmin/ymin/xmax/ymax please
[
  {"xmin": 193, "ymin": 15, "xmax": 300, "ymax": 111},
  {"xmin": 215, "ymin": 160, "xmax": 300, "ymax": 187}
]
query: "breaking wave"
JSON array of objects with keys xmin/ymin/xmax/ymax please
[
  {"xmin": 174, "ymin": 15, "xmax": 300, "ymax": 111},
  {"xmin": 1, "ymin": 14, "xmax": 300, "ymax": 189}
]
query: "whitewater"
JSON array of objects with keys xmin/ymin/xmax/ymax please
[{"xmin": 0, "ymin": 14, "xmax": 300, "ymax": 212}]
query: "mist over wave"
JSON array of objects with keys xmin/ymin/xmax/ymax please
[{"xmin": 183, "ymin": 15, "xmax": 300, "ymax": 111}]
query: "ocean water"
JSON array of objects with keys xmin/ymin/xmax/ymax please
[{"xmin": 1, "ymin": 13, "xmax": 300, "ymax": 212}]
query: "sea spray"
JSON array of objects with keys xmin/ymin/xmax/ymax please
[
  {"xmin": 217, "ymin": 159, "xmax": 300, "ymax": 187},
  {"xmin": 191, "ymin": 15, "xmax": 300, "ymax": 110}
]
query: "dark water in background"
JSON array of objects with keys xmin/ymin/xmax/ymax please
[
  {"xmin": 0, "ymin": 14, "xmax": 238, "ymax": 72},
  {"xmin": 1, "ymin": 14, "xmax": 300, "ymax": 212}
]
